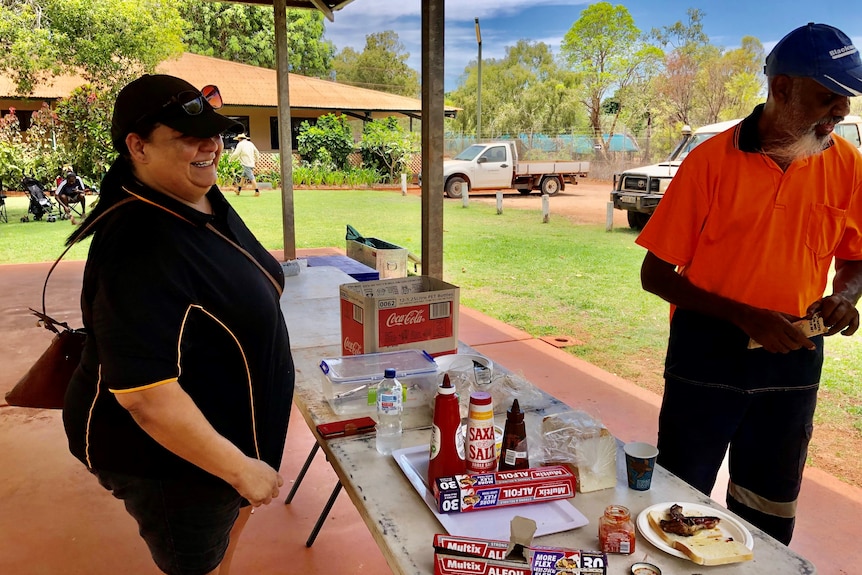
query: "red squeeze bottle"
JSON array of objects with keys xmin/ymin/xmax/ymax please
[{"xmin": 428, "ymin": 374, "xmax": 466, "ymax": 486}]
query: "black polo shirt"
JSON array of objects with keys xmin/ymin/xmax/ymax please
[{"xmin": 64, "ymin": 178, "xmax": 294, "ymax": 481}]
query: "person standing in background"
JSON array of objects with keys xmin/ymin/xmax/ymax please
[
  {"xmin": 230, "ymin": 133, "xmax": 260, "ymax": 196},
  {"xmin": 636, "ymin": 23, "xmax": 862, "ymax": 545}
]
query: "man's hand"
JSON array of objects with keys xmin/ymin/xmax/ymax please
[
  {"xmin": 807, "ymin": 295, "xmax": 860, "ymax": 337},
  {"xmin": 736, "ymin": 307, "xmax": 815, "ymax": 353}
]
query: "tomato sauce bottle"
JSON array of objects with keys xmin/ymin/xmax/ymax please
[{"xmin": 428, "ymin": 374, "xmax": 466, "ymax": 486}]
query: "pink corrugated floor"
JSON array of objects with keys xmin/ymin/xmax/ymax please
[{"xmin": 1, "ymin": 251, "xmax": 859, "ymax": 575}]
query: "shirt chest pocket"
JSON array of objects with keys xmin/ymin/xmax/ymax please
[{"xmin": 805, "ymin": 203, "xmax": 846, "ymax": 257}]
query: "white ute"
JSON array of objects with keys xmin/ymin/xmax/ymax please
[
  {"xmin": 442, "ymin": 141, "xmax": 590, "ymax": 198},
  {"xmin": 611, "ymin": 115, "xmax": 862, "ymax": 229}
]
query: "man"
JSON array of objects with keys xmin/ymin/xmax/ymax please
[
  {"xmin": 55, "ymin": 171, "xmax": 88, "ymax": 217},
  {"xmin": 230, "ymin": 133, "xmax": 260, "ymax": 196},
  {"xmin": 636, "ymin": 23, "xmax": 862, "ymax": 545}
]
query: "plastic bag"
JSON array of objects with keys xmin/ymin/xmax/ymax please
[{"xmin": 538, "ymin": 410, "xmax": 618, "ymax": 493}]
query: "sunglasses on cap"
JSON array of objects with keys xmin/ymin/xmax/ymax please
[{"xmin": 134, "ymin": 84, "xmax": 223, "ymax": 126}]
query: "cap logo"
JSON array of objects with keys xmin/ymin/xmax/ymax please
[{"xmin": 829, "ymin": 45, "xmax": 858, "ymax": 60}]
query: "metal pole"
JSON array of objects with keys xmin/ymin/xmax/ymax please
[{"xmin": 475, "ymin": 18, "xmax": 482, "ymax": 143}]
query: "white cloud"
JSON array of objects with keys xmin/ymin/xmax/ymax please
[{"xmin": 326, "ymin": 0, "xmax": 586, "ymax": 89}]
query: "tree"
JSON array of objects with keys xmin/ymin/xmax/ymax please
[
  {"xmin": 53, "ymin": 85, "xmax": 115, "ymax": 179},
  {"xmin": 560, "ymin": 2, "xmax": 662, "ymax": 156},
  {"xmin": 332, "ymin": 30, "xmax": 419, "ymax": 97},
  {"xmin": 177, "ymin": 1, "xmax": 334, "ymax": 76},
  {"xmin": 447, "ymin": 40, "xmax": 585, "ymax": 141},
  {"xmin": 650, "ymin": 10, "xmax": 764, "ymax": 128},
  {"xmin": 648, "ymin": 9, "xmax": 711, "ymax": 126},
  {"xmin": 0, "ymin": 0, "xmax": 185, "ymax": 93}
]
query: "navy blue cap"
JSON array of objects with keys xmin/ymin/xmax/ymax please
[{"xmin": 764, "ymin": 23, "xmax": 862, "ymax": 97}]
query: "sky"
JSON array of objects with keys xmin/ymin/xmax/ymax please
[{"xmin": 321, "ymin": 0, "xmax": 862, "ymax": 93}]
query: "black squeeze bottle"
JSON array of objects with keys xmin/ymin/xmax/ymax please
[{"xmin": 498, "ymin": 398, "xmax": 529, "ymax": 471}]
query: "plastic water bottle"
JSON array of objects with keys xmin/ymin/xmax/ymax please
[{"xmin": 376, "ymin": 368, "xmax": 403, "ymax": 455}]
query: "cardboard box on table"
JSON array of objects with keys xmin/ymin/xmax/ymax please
[
  {"xmin": 340, "ymin": 276, "xmax": 459, "ymax": 357},
  {"xmin": 347, "ymin": 237, "xmax": 409, "ymax": 279}
]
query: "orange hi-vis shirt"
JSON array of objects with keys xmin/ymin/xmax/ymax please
[{"xmin": 636, "ymin": 106, "xmax": 862, "ymax": 317}]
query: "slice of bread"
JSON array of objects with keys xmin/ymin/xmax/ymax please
[{"xmin": 647, "ymin": 507, "xmax": 754, "ymax": 566}]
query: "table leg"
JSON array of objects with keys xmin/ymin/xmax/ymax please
[
  {"xmin": 285, "ymin": 441, "xmax": 321, "ymax": 504},
  {"xmin": 306, "ymin": 481, "xmax": 343, "ymax": 547}
]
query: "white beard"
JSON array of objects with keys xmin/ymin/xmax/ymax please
[{"xmin": 766, "ymin": 82, "xmax": 837, "ymax": 167}]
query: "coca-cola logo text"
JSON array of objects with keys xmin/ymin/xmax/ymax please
[
  {"xmin": 385, "ymin": 309, "xmax": 425, "ymax": 327},
  {"xmin": 343, "ymin": 337, "xmax": 362, "ymax": 355}
]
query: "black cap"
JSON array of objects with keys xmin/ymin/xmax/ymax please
[{"xmin": 111, "ymin": 74, "xmax": 241, "ymax": 152}]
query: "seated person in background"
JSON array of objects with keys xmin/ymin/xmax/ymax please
[{"xmin": 55, "ymin": 172, "xmax": 88, "ymax": 215}]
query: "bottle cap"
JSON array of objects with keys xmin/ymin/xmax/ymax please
[
  {"xmin": 507, "ymin": 398, "xmax": 524, "ymax": 422},
  {"xmin": 469, "ymin": 391, "xmax": 492, "ymax": 405},
  {"xmin": 438, "ymin": 373, "xmax": 456, "ymax": 394},
  {"xmin": 384, "ymin": 368, "xmax": 397, "ymax": 378}
]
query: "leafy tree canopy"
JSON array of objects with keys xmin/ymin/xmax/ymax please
[
  {"xmin": 560, "ymin": 2, "xmax": 662, "ymax": 152},
  {"xmin": 0, "ymin": 0, "xmax": 185, "ymax": 93},
  {"xmin": 448, "ymin": 40, "xmax": 585, "ymax": 139},
  {"xmin": 177, "ymin": 1, "xmax": 334, "ymax": 76},
  {"xmin": 332, "ymin": 30, "xmax": 419, "ymax": 97}
]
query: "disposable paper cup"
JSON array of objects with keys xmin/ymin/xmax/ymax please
[{"xmin": 624, "ymin": 442, "xmax": 658, "ymax": 491}]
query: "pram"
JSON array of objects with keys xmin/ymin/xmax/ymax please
[{"xmin": 21, "ymin": 176, "xmax": 62, "ymax": 222}]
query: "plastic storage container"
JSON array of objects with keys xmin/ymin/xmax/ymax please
[{"xmin": 319, "ymin": 349, "xmax": 438, "ymax": 414}]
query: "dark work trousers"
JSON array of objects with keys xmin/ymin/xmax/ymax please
[{"xmin": 656, "ymin": 308, "xmax": 822, "ymax": 545}]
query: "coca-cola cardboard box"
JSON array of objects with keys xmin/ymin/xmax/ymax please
[{"xmin": 340, "ymin": 276, "xmax": 459, "ymax": 357}]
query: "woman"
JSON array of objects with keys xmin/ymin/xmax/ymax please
[{"xmin": 63, "ymin": 74, "xmax": 295, "ymax": 575}]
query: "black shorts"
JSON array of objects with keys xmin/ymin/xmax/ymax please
[{"xmin": 93, "ymin": 469, "xmax": 243, "ymax": 575}]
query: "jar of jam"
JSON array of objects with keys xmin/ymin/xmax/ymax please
[{"xmin": 599, "ymin": 504, "xmax": 635, "ymax": 554}]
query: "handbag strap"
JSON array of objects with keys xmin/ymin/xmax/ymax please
[
  {"xmin": 205, "ymin": 222, "xmax": 283, "ymax": 296},
  {"xmin": 37, "ymin": 195, "xmax": 283, "ymax": 334},
  {"xmin": 38, "ymin": 197, "xmax": 138, "ymax": 334}
]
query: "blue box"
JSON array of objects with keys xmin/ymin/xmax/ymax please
[{"xmin": 305, "ymin": 255, "xmax": 379, "ymax": 281}]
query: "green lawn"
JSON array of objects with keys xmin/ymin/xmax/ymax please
[{"xmin": 2, "ymin": 189, "xmax": 860, "ymax": 465}]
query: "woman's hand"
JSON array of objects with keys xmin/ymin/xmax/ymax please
[{"xmin": 233, "ymin": 458, "xmax": 283, "ymax": 507}]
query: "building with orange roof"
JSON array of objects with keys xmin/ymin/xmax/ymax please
[{"xmin": 0, "ymin": 52, "xmax": 457, "ymax": 153}]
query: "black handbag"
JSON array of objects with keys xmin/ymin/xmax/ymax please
[{"xmin": 5, "ymin": 198, "xmax": 136, "ymax": 409}]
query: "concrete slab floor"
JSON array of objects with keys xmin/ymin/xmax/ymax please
[{"xmin": 1, "ymin": 255, "xmax": 860, "ymax": 575}]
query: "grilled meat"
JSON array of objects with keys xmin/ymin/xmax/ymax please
[{"xmin": 659, "ymin": 504, "xmax": 721, "ymax": 536}]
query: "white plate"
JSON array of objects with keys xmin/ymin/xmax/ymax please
[
  {"xmin": 392, "ymin": 444, "xmax": 588, "ymax": 540},
  {"xmin": 636, "ymin": 502, "xmax": 754, "ymax": 562}
]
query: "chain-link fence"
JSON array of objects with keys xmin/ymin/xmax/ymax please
[{"xmin": 257, "ymin": 130, "xmax": 682, "ymax": 184}]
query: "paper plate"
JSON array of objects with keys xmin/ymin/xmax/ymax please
[{"xmin": 636, "ymin": 502, "xmax": 754, "ymax": 562}]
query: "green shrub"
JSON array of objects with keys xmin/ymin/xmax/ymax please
[
  {"xmin": 217, "ymin": 154, "xmax": 243, "ymax": 187},
  {"xmin": 257, "ymin": 169, "xmax": 281, "ymax": 186},
  {"xmin": 358, "ymin": 116, "xmax": 417, "ymax": 183},
  {"xmin": 296, "ymin": 113, "xmax": 354, "ymax": 169}
]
